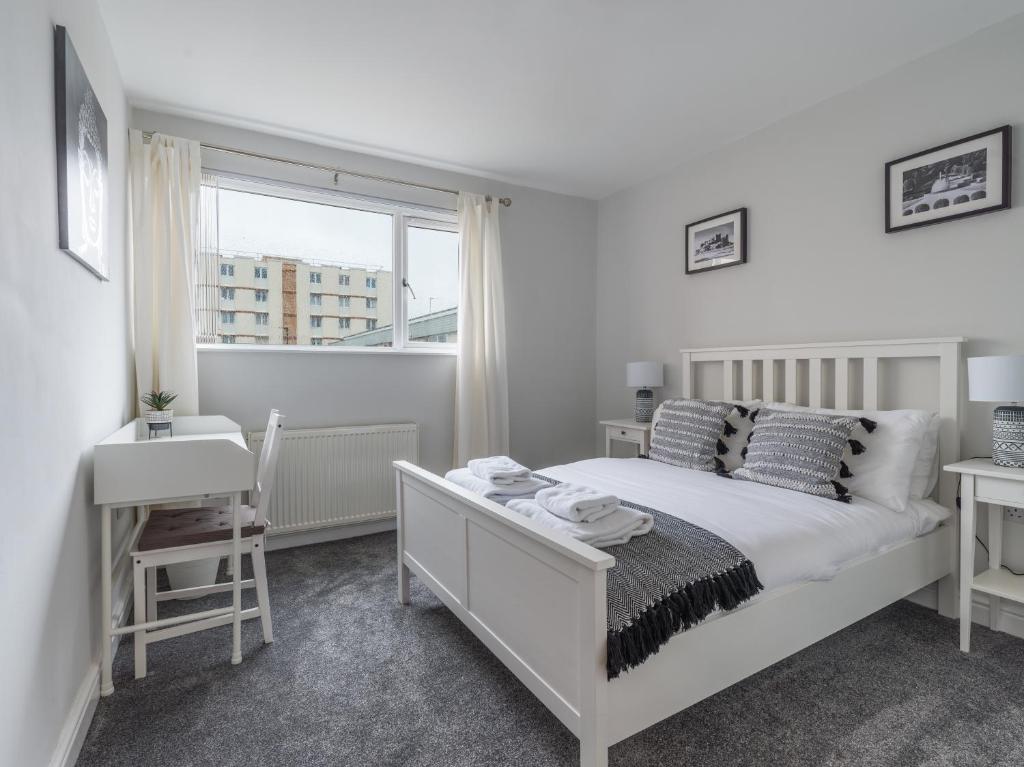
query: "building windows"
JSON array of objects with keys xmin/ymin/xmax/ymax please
[
  {"xmin": 254, "ymin": 336, "xmax": 269, "ymax": 344},
  {"xmin": 310, "ymin": 338, "xmax": 323, "ymax": 346},
  {"xmin": 220, "ymin": 335, "xmax": 235, "ymax": 344},
  {"xmin": 198, "ymin": 174, "xmax": 456, "ymax": 349}
]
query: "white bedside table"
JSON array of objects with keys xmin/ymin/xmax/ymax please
[
  {"xmin": 600, "ymin": 419, "xmax": 652, "ymax": 458},
  {"xmin": 944, "ymin": 458, "xmax": 1024, "ymax": 652}
]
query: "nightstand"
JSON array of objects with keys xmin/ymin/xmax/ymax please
[
  {"xmin": 600, "ymin": 419, "xmax": 652, "ymax": 458},
  {"xmin": 944, "ymin": 458, "xmax": 1024, "ymax": 652}
]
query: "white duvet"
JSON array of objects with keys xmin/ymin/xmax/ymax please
[{"xmin": 537, "ymin": 457, "xmax": 949, "ymax": 594}]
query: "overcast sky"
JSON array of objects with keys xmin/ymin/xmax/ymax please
[{"xmin": 218, "ymin": 187, "xmax": 458, "ymax": 319}]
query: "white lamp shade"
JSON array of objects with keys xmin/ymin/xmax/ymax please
[
  {"xmin": 627, "ymin": 361, "xmax": 663, "ymax": 388},
  {"xmin": 968, "ymin": 356, "xmax": 1024, "ymax": 402}
]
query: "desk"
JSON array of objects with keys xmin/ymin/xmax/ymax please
[{"xmin": 94, "ymin": 415, "xmax": 255, "ymax": 695}]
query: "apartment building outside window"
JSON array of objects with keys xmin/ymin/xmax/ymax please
[
  {"xmin": 221, "ymin": 335, "xmax": 235, "ymax": 344},
  {"xmin": 196, "ymin": 174, "xmax": 458, "ymax": 349}
]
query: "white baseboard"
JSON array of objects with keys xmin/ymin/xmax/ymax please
[
  {"xmin": 905, "ymin": 583, "xmax": 1024, "ymax": 640},
  {"xmin": 265, "ymin": 517, "xmax": 396, "ymax": 551}
]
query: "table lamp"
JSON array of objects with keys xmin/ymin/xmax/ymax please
[
  {"xmin": 968, "ymin": 355, "xmax": 1024, "ymax": 468},
  {"xmin": 627, "ymin": 361, "xmax": 664, "ymax": 423}
]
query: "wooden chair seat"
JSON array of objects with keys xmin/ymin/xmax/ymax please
[{"xmin": 137, "ymin": 506, "xmax": 266, "ymax": 551}]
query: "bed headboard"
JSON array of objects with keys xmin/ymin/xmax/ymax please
[{"xmin": 680, "ymin": 337, "xmax": 965, "ymax": 509}]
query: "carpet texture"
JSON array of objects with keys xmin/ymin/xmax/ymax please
[{"xmin": 78, "ymin": 532, "xmax": 1024, "ymax": 767}]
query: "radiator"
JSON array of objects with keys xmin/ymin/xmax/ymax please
[{"xmin": 247, "ymin": 423, "xmax": 418, "ymax": 535}]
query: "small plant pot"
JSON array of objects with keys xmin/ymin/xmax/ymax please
[{"xmin": 145, "ymin": 409, "xmax": 173, "ymax": 438}]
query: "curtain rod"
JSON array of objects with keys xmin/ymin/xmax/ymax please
[{"xmin": 139, "ymin": 131, "xmax": 511, "ymax": 207}]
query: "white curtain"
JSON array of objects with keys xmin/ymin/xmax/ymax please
[
  {"xmin": 129, "ymin": 131, "xmax": 201, "ymax": 416},
  {"xmin": 454, "ymin": 193, "xmax": 509, "ymax": 466}
]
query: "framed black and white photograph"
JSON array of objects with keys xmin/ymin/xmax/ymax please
[
  {"xmin": 55, "ymin": 24, "xmax": 109, "ymax": 279},
  {"xmin": 885, "ymin": 125, "xmax": 1010, "ymax": 234},
  {"xmin": 685, "ymin": 207, "xmax": 746, "ymax": 274}
]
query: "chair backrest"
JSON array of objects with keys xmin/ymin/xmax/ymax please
[{"xmin": 250, "ymin": 409, "xmax": 285, "ymax": 527}]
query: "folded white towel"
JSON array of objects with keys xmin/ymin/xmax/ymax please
[
  {"xmin": 505, "ymin": 500, "xmax": 653, "ymax": 549},
  {"xmin": 445, "ymin": 468, "xmax": 549, "ymax": 503},
  {"xmin": 467, "ymin": 456, "xmax": 531, "ymax": 485},
  {"xmin": 534, "ymin": 483, "xmax": 619, "ymax": 523}
]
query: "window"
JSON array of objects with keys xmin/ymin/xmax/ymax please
[
  {"xmin": 311, "ymin": 338, "xmax": 323, "ymax": 346},
  {"xmin": 197, "ymin": 174, "xmax": 456, "ymax": 349},
  {"xmin": 220, "ymin": 334, "xmax": 235, "ymax": 344},
  {"xmin": 220, "ymin": 287, "xmax": 235, "ymax": 300},
  {"xmin": 254, "ymin": 336, "xmax": 269, "ymax": 344}
]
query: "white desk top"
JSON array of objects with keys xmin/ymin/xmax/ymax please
[
  {"xmin": 600, "ymin": 419, "xmax": 652, "ymax": 431},
  {"xmin": 94, "ymin": 416, "xmax": 255, "ymax": 506},
  {"xmin": 944, "ymin": 458, "xmax": 1024, "ymax": 481}
]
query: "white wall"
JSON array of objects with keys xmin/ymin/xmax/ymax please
[
  {"xmin": 596, "ymin": 16, "xmax": 1024, "ymax": 565},
  {"xmin": 130, "ymin": 109, "xmax": 599, "ymax": 473},
  {"xmin": 0, "ymin": 2, "xmax": 131, "ymax": 766}
]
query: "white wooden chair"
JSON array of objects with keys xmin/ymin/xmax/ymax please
[{"xmin": 130, "ymin": 410, "xmax": 285, "ymax": 679}]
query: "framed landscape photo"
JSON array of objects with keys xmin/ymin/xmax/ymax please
[
  {"xmin": 885, "ymin": 125, "xmax": 1010, "ymax": 234},
  {"xmin": 685, "ymin": 207, "xmax": 746, "ymax": 274},
  {"xmin": 55, "ymin": 25, "xmax": 109, "ymax": 279}
]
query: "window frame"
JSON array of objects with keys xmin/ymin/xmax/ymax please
[{"xmin": 197, "ymin": 172, "xmax": 458, "ymax": 354}]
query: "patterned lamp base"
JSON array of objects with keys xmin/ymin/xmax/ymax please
[
  {"xmin": 635, "ymin": 388, "xmax": 654, "ymax": 423},
  {"xmin": 993, "ymin": 405, "xmax": 1024, "ymax": 468}
]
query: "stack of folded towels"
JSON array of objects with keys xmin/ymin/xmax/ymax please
[
  {"xmin": 444, "ymin": 456, "xmax": 549, "ymax": 504},
  {"xmin": 508, "ymin": 483, "xmax": 653, "ymax": 549}
]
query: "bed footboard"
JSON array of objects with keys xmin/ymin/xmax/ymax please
[{"xmin": 394, "ymin": 461, "xmax": 614, "ymax": 767}]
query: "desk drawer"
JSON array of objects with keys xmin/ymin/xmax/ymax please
[
  {"xmin": 976, "ymin": 475, "xmax": 1024, "ymax": 507},
  {"xmin": 609, "ymin": 425, "xmax": 645, "ymax": 444}
]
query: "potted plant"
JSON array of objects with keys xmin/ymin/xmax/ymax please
[{"xmin": 142, "ymin": 390, "xmax": 177, "ymax": 437}]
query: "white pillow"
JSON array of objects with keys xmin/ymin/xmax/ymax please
[
  {"xmin": 766, "ymin": 402, "xmax": 932, "ymax": 513},
  {"xmin": 652, "ymin": 399, "xmax": 761, "ymax": 471},
  {"xmin": 909, "ymin": 413, "xmax": 941, "ymax": 500}
]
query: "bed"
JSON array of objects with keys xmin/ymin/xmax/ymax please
[{"xmin": 393, "ymin": 337, "xmax": 964, "ymax": 767}]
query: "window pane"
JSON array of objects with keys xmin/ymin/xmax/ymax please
[
  {"xmin": 405, "ymin": 224, "xmax": 458, "ymax": 344},
  {"xmin": 201, "ymin": 179, "xmax": 394, "ymax": 347}
]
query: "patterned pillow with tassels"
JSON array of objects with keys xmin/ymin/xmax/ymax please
[
  {"xmin": 648, "ymin": 398, "xmax": 736, "ymax": 472},
  {"xmin": 732, "ymin": 408, "xmax": 866, "ymax": 502}
]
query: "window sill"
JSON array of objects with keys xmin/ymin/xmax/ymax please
[{"xmin": 197, "ymin": 344, "xmax": 457, "ymax": 357}]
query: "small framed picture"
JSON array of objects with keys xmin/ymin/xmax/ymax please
[
  {"xmin": 685, "ymin": 207, "xmax": 747, "ymax": 274},
  {"xmin": 885, "ymin": 125, "xmax": 1010, "ymax": 234}
]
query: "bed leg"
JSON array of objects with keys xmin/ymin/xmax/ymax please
[
  {"xmin": 579, "ymin": 737, "xmax": 608, "ymax": 767},
  {"xmin": 398, "ymin": 562, "xmax": 411, "ymax": 605}
]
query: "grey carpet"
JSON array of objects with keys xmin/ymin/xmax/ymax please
[{"xmin": 78, "ymin": 532, "xmax": 1024, "ymax": 767}]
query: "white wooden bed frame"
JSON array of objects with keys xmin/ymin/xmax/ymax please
[{"xmin": 394, "ymin": 337, "xmax": 964, "ymax": 766}]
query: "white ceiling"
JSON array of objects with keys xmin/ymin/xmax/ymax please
[{"xmin": 98, "ymin": 0, "xmax": 1024, "ymax": 198}]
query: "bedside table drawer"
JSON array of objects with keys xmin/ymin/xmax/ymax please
[
  {"xmin": 976, "ymin": 475, "xmax": 1024, "ymax": 506},
  {"xmin": 609, "ymin": 425, "xmax": 645, "ymax": 444}
]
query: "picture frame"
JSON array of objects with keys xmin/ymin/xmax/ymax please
[
  {"xmin": 685, "ymin": 207, "xmax": 747, "ymax": 274},
  {"xmin": 55, "ymin": 24, "xmax": 109, "ymax": 279},
  {"xmin": 885, "ymin": 125, "xmax": 1010, "ymax": 234}
]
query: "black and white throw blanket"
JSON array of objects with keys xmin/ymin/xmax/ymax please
[{"xmin": 533, "ymin": 474, "xmax": 763, "ymax": 679}]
